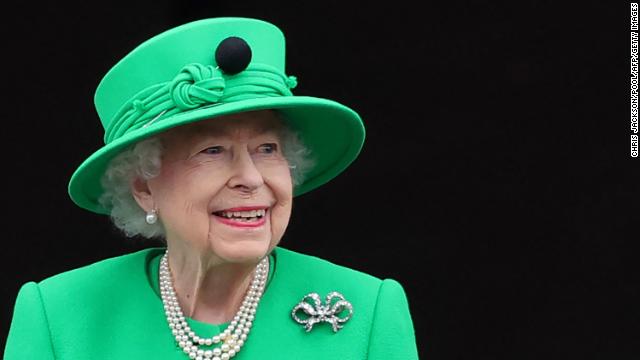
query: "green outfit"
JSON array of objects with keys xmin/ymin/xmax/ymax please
[{"xmin": 5, "ymin": 247, "xmax": 418, "ymax": 359}]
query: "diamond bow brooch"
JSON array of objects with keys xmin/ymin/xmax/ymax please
[{"xmin": 291, "ymin": 291, "xmax": 354, "ymax": 333}]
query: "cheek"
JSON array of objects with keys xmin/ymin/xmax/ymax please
[
  {"xmin": 267, "ymin": 168, "xmax": 293, "ymax": 231},
  {"xmin": 265, "ymin": 164, "xmax": 293, "ymax": 200},
  {"xmin": 155, "ymin": 161, "xmax": 209, "ymax": 197},
  {"xmin": 150, "ymin": 164, "xmax": 221, "ymax": 223}
]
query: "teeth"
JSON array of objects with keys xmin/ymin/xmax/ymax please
[{"xmin": 220, "ymin": 209, "xmax": 266, "ymax": 218}]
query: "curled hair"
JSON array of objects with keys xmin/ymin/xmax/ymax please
[
  {"xmin": 99, "ymin": 138, "xmax": 165, "ymax": 239},
  {"xmin": 99, "ymin": 116, "xmax": 315, "ymax": 239}
]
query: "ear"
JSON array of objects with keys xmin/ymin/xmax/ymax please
[{"xmin": 130, "ymin": 176, "xmax": 155, "ymax": 212}]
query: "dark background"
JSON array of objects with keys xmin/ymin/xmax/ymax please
[{"xmin": 2, "ymin": 1, "xmax": 637, "ymax": 359}]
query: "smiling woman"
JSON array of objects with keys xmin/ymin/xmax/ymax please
[
  {"xmin": 5, "ymin": 17, "xmax": 419, "ymax": 359},
  {"xmin": 131, "ymin": 111, "xmax": 297, "ymax": 268}
]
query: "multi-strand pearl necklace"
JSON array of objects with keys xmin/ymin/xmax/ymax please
[{"xmin": 159, "ymin": 251, "xmax": 269, "ymax": 359}]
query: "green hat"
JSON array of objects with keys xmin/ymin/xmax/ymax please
[{"xmin": 68, "ymin": 17, "xmax": 365, "ymax": 215}]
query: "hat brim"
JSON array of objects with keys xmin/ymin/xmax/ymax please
[{"xmin": 68, "ymin": 96, "xmax": 365, "ymax": 215}]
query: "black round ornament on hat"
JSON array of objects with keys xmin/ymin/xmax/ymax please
[{"xmin": 215, "ymin": 36, "xmax": 252, "ymax": 75}]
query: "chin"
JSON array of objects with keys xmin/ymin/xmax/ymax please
[{"xmin": 210, "ymin": 238, "xmax": 273, "ymax": 264}]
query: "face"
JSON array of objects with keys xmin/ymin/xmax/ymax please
[{"xmin": 135, "ymin": 110, "xmax": 293, "ymax": 265}]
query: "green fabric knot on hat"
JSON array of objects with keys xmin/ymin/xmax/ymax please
[{"xmin": 170, "ymin": 63, "xmax": 226, "ymax": 110}]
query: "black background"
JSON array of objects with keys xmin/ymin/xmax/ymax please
[{"xmin": 2, "ymin": 1, "xmax": 637, "ymax": 359}]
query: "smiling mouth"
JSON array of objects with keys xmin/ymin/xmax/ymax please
[{"xmin": 212, "ymin": 208, "xmax": 268, "ymax": 223}]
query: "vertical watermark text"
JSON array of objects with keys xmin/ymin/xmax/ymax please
[{"xmin": 631, "ymin": 3, "xmax": 638, "ymax": 157}]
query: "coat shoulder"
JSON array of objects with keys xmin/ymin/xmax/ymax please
[
  {"xmin": 37, "ymin": 247, "xmax": 160, "ymax": 298},
  {"xmin": 273, "ymin": 246, "xmax": 385, "ymax": 297}
]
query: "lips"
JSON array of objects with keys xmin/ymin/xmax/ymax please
[{"xmin": 212, "ymin": 206, "xmax": 269, "ymax": 228}]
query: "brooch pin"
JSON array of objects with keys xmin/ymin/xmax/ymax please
[{"xmin": 291, "ymin": 291, "xmax": 354, "ymax": 333}]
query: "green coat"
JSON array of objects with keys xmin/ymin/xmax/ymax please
[{"xmin": 5, "ymin": 247, "xmax": 419, "ymax": 359}]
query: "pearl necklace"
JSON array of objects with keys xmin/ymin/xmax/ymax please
[{"xmin": 159, "ymin": 250, "xmax": 269, "ymax": 359}]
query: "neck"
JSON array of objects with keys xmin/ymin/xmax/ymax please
[{"xmin": 165, "ymin": 244, "xmax": 264, "ymax": 325}]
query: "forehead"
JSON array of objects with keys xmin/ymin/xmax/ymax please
[{"xmin": 172, "ymin": 110, "xmax": 283, "ymax": 138}]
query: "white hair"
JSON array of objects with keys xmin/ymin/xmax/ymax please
[{"xmin": 99, "ymin": 115, "xmax": 315, "ymax": 239}]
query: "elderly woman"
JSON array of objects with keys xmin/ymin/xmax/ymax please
[{"xmin": 5, "ymin": 17, "xmax": 418, "ymax": 359}]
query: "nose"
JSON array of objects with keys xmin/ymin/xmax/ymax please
[{"xmin": 227, "ymin": 147, "xmax": 265, "ymax": 193}]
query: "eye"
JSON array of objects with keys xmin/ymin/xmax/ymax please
[
  {"xmin": 202, "ymin": 146, "xmax": 224, "ymax": 155},
  {"xmin": 258, "ymin": 143, "xmax": 278, "ymax": 154}
]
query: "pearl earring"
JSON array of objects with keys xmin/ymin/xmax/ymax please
[{"xmin": 145, "ymin": 208, "xmax": 158, "ymax": 224}]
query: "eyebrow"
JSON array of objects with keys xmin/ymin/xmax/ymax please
[{"xmin": 178, "ymin": 127, "xmax": 278, "ymax": 150}]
